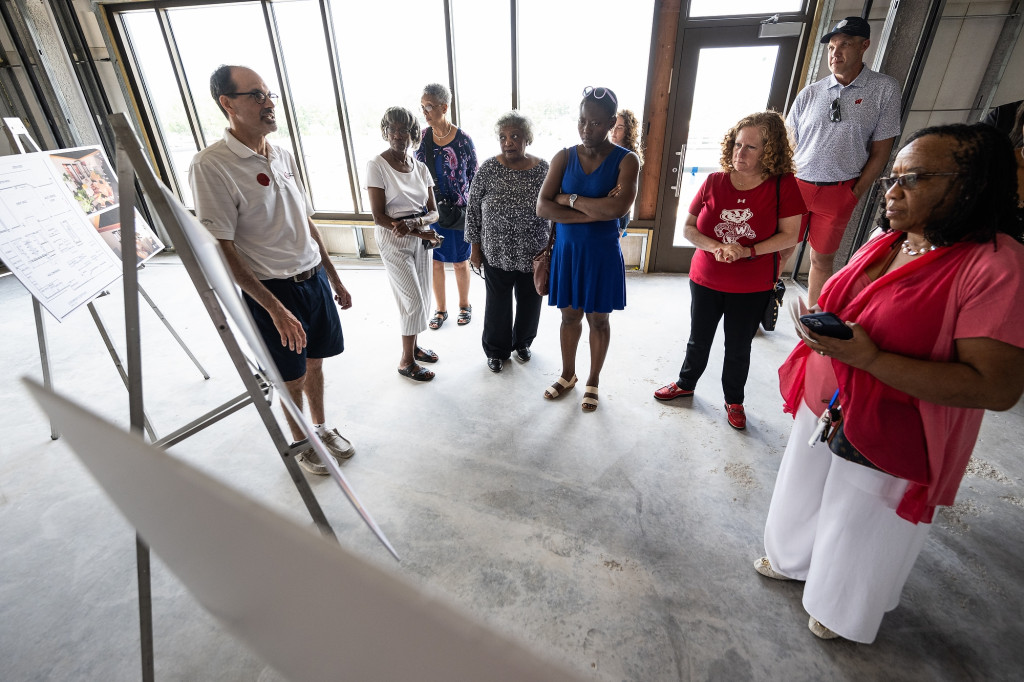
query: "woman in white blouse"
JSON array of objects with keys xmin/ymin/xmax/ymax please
[{"xmin": 366, "ymin": 106, "xmax": 443, "ymax": 381}]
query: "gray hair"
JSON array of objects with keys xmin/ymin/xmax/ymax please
[
  {"xmin": 494, "ymin": 111, "xmax": 534, "ymax": 145},
  {"xmin": 380, "ymin": 106, "xmax": 422, "ymax": 144},
  {"xmin": 422, "ymin": 82, "xmax": 451, "ymax": 105}
]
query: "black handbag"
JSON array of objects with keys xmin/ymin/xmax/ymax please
[
  {"xmin": 422, "ymin": 128, "xmax": 466, "ymax": 230},
  {"xmin": 761, "ymin": 176, "xmax": 785, "ymax": 331}
]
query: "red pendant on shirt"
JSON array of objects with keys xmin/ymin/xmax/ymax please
[{"xmin": 257, "ymin": 173, "xmax": 270, "ymax": 186}]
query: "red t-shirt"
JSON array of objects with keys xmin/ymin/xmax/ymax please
[{"xmin": 688, "ymin": 172, "xmax": 806, "ymax": 293}]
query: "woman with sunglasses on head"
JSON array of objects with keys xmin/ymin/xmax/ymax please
[
  {"xmin": 756, "ymin": 124, "xmax": 1024, "ymax": 643},
  {"xmin": 653, "ymin": 111, "xmax": 805, "ymax": 430},
  {"xmin": 365, "ymin": 106, "xmax": 443, "ymax": 382},
  {"xmin": 465, "ymin": 111, "xmax": 550, "ymax": 373},
  {"xmin": 536, "ymin": 86, "xmax": 640, "ymax": 412},
  {"xmin": 416, "ymin": 83, "xmax": 479, "ymax": 331}
]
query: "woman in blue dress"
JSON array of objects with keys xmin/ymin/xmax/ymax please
[
  {"xmin": 536, "ymin": 87, "xmax": 640, "ymax": 411},
  {"xmin": 415, "ymin": 83, "xmax": 479, "ymax": 330}
]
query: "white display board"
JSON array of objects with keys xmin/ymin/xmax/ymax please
[
  {"xmin": 24, "ymin": 378, "xmax": 583, "ymax": 682},
  {"xmin": 0, "ymin": 146, "xmax": 164, "ymax": 321}
]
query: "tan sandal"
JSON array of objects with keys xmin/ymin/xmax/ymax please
[
  {"xmin": 581, "ymin": 386, "xmax": 599, "ymax": 412},
  {"xmin": 544, "ymin": 374, "xmax": 578, "ymax": 399}
]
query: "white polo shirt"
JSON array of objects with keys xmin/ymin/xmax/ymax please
[
  {"xmin": 189, "ymin": 129, "xmax": 319, "ymax": 279},
  {"xmin": 787, "ymin": 65, "xmax": 902, "ymax": 183}
]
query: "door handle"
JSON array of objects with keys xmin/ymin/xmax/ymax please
[{"xmin": 669, "ymin": 142, "xmax": 687, "ymax": 198}]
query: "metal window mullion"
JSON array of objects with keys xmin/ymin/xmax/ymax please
[
  {"xmin": 511, "ymin": 0, "xmax": 519, "ymax": 109},
  {"xmin": 260, "ymin": 0, "xmax": 311, "ymax": 202},
  {"xmin": 157, "ymin": 9, "xmax": 206, "ymax": 152},
  {"xmin": 0, "ymin": 0, "xmax": 67, "ymax": 147},
  {"xmin": 107, "ymin": 10, "xmax": 184, "ymax": 205},
  {"xmin": 443, "ymin": 0, "xmax": 459, "ymax": 126},
  {"xmin": 48, "ymin": 0, "xmax": 116, "ymax": 157},
  {"xmin": 319, "ymin": 0, "xmax": 364, "ymax": 249}
]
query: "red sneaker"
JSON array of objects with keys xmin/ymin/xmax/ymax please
[
  {"xmin": 654, "ymin": 382, "xmax": 694, "ymax": 401},
  {"xmin": 725, "ymin": 403, "xmax": 746, "ymax": 430}
]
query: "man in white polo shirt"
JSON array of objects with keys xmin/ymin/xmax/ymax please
[
  {"xmin": 189, "ymin": 64, "xmax": 353, "ymax": 475},
  {"xmin": 784, "ymin": 16, "xmax": 901, "ymax": 305}
]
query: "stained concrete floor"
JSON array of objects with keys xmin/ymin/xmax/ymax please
[{"xmin": 1, "ymin": 254, "xmax": 1023, "ymax": 681}]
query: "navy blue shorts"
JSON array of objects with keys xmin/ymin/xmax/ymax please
[{"xmin": 243, "ymin": 266, "xmax": 344, "ymax": 382}]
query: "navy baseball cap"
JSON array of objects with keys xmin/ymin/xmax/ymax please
[{"xmin": 820, "ymin": 16, "xmax": 871, "ymax": 43}]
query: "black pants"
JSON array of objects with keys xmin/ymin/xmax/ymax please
[
  {"xmin": 482, "ymin": 261, "xmax": 543, "ymax": 359},
  {"xmin": 676, "ymin": 280, "xmax": 771, "ymax": 404}
]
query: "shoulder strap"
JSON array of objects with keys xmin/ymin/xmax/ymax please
[
  {"xmin": 773, "ymin": 175, "xmax": 781, "ymax": 280},
  {"xmin": 423, "ymin": 128, "xmax": 438, "ymax": 183}
]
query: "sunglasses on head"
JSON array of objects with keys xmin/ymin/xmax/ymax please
[{"xmin": 583, "ymin": 86, "xmax": 617, "ymax": 105}]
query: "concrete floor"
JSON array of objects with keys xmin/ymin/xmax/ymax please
[{"xmin": 1, "ymin": 254, "xmax": 1022, "ymax": 681}]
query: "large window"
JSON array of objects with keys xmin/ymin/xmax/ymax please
[
  {"xmin": 110, "ymin": 0, "xmax": 656, "ymax": 220},
  {"xmin": 518, "ymin": 0, "xmax": 655, "ymax": 164}
]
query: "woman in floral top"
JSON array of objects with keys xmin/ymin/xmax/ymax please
[
  {"xmin": 416, "ymin": 83, "xmax": 478, "ymax": 330},
  {"xmin": 466, "ymin": 112, "xmax": 550, "ymax": 372}
]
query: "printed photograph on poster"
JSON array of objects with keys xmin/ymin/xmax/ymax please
[
  {"xmin": 49, "ymin": 148, "xmax": 119, "ymax": 216},
  {"xmin": 91, "ymin": 207, "xmax": 165, "ymax": 265}
]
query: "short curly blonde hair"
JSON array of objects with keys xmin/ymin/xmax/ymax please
[{"xmin": 718, "ymin": 111, "xmax": 795, "ymax": 177}]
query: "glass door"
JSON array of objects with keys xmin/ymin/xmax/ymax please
[{"xmin": 652, "ymin": 24, "xmax": 800, "ymax": 272}]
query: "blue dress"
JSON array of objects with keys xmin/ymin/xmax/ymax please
[
  {"xmin": 415, "ymin": 128, "xmax": 477, "ymax": 263},
  {"xmin": 548, "ymin": 145, "xmax": 628, "ymax": 313}
]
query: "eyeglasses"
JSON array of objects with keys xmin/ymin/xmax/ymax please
[
  {"xmin": 583, "ymin": 86, "xmax": 617, "ymax": 105},
  {"xmin": 876, "ymin": 172, "xmax": 960, "ymax": 191},
  {"xmin": 829, "ymin": 97, "xmax": 841, "ymax": 122},
  {"xmin": 386, "ymin": 126, "xmax": 412, "ymax": 136},
  {"xmin": 469, "ymin": 262, "xmax": 485, "ymax": 280},
  {"xmin": 225, "ymin": 90, "xmax": 278, "ymax": 105},
  {"xmin": 421, "ymin": 104, "xmax": 437, "ymax": 114}
]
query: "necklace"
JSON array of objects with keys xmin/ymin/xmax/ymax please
[
  {"xmin": 901, "ymin": 238, "xmax": 938, "ymax": 256},
  {"xmin": 433, "ymin": 121, "xmax": 454, "ymax": 141}
]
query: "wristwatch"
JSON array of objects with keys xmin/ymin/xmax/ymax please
[{"xmin": 569, "ymin": 193, "xmax": 579, "ymax": 209}]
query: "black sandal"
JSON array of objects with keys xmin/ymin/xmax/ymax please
[
  {"xmin": 457, "ymin": 305, "xmax": 472, "ymax": 326},
  {"xmin": 397, "ymin": 363, "xmax": 434, "ymax": 382},
  {"xmin": 429, "ymin": 310, "xmax": 448, "ymax": 330},
  {"xmin": 414, "ymin": 347, "xmax": 439, "ymax": 363}
]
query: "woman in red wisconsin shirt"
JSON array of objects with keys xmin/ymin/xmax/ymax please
[{"xmin": 654, "ymin": 111, "xmax": 805, "ymax": 429}]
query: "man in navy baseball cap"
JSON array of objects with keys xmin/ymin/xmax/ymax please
[{"xmin": 820, "ymin": 16, "xmax": 872, "ymax": 43}]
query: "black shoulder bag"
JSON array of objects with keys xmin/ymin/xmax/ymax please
[
  {"xmin": 422, "ymin": 128, "xmax": 466, "ymax": 231},
  {"xmin": 761, "ymin": 176, "xmax": 786, "ymax": 331}
]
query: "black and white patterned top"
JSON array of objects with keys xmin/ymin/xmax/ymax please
[{"xmin": 465, "ymin": 157, "xmax": 550, "ymax": 273}]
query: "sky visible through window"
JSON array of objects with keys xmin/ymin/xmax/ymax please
[{"xmin": 120, "ymin": 0, "xmax": 655, "ymax": 215}]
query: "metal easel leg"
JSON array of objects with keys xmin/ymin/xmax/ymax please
[
  {"xmin": 32, "ymin": 299, "xmax": 59, "ymax": 440},
  {"xmin": 86, "ymin": 300, "xmax": 158, "ymax": 442},
  {"xmin": 137, "ymin": 280, "xmax": 210, "ymax": 379}
]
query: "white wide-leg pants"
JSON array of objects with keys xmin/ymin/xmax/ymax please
[{"xmin": 763, "ymin": 403, "xmax": 931, "ymax": 643}]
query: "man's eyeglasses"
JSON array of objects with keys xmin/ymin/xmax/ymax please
[
  {"xmin": 829, "ymin": 97, "xmax": 841, "ymax": 122},
  {"xmin": 583, "ymin": 86, "xmax": 617, "ymax": 105},
  {"xmin": 387, "ymin": 126, "xmax": 412, "ymax": 136},
  {"xmin": 876, "ymin": 172, "xmax": 960, "ymax": 191},
  {"xmin": 225, "ymin": 90, "xmax": 278, "ymax": 105}
]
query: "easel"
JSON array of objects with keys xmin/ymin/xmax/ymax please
[
  {"xmin": 106, "ymin": 113, "xmax": 346, "ymax": 680},
  {"xmin": 2, "ymin": 117, "xmax": 210, "ymax": 442}
]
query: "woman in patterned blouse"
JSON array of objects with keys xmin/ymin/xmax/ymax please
[{"xmin": 466, "ymin": 112, "xmax": 551, "ymax": 373}]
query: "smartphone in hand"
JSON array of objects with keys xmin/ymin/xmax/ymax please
[{"xmin": 799, "ymin": 311, "xmax": 854, "ymax": 340}]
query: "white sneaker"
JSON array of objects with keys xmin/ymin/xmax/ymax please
[
  {"xmin": 295, "ymin": 447, "xmax": 328, "ymax": 476},
  {"xmin": 318, "ymin": 427, "xmax": 355, "ymax": 463},
  {"xmin": 808, "ymin": 616, "xmax": 839, "ymax": 640},
  {"xmin": 753, "ymin": 556, "xmax": 793, "ymax": 581}
]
